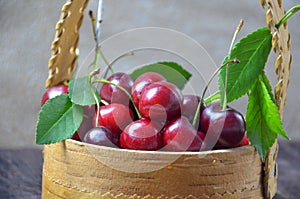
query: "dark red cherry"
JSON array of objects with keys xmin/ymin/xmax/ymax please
[
  {"xmin": 83, "ymin": 126, "xmax": 119, "ymax": 147},
  {"xmin": 198, "ymin": 131, "xmax": 206, "ymax": 140},
  {"xmin": 41, "ymin": 84, "xmax": 68, "ymax": 105},
  {"xmin": 93, "ymin": 103, "xmax": 134, "ymax": 136},
  {"xmin": 120, "ymin": 119, "xmax": 163, "ymax": 151},
  {"xmin": 200, "ymin": 101, "xmax": 245, "ymax": 148},
  {"xmin": 182, "ymin": 95, "xmax": 201, "ymax": 124},
  {"xmin": 132, "ymin": 72, "xmax": 166, "ymax": 107},
  {"xmin": 162, "ymin": 116, "xmax": 202, "ymax": 152},
  {"xmin": 100, "ymin": 72, "xmax": 133, "ymax": 106},
  {"xmin": 71, "ymin": 105, "xmax": 95, "ymax": 141},
  {"xmin": 139, "ymin": 82, "xmax": 183, "ymax": 122},
  {"xmin": 70, "ymin": 131, "xmax": 81, "ymax": 141},
  {"xmin": 239, "ymin": 134, "xmax": 250, "ymax": 147}
]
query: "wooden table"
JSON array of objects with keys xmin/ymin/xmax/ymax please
[{"xmin": 0, "ymin": 140, "xmax": 298, "ymax": 199}]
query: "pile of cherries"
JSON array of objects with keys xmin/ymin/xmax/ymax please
[{"xmin": 42, "ymin": 72, "xmax": 249, "ymax": 151}]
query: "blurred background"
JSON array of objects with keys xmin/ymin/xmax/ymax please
[{"xmin": 0, "ymin": 0, "xmax": 299, "ymax": 149}]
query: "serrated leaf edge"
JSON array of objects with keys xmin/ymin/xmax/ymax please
[
  {"xmin": 258, "ymin": 80, "xmax": 289, "ymax": 139},
  {"xmin": 246, "ymin": 81, "xmax": 277, "ymax": 161},
  {"xmin": 219, "ymin": 27, "xmax": 272, "ymax": 104},
  {"xmin": 36, "ymin": 94, "xmax": 83, "ymax": 144}
]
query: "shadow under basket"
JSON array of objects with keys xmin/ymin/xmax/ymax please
[
  {"xmin": 42, "ymin": 139, "xmax": 266, "ymax": 198},
  {"xmin": 41, "ymin": 0, "xmax": 291, "ymax": 198}
]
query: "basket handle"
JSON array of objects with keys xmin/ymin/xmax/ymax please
[
  {"xmin": 260, "ymin": 0, "xmax": 292, "ymax": 198},
  {"xmin": 260, "ymin": 0, "xmax": 292, "ymax": 117},
  {"xmin": 45, "ymin": 0, "xmax": 89, "ymax": 88}
]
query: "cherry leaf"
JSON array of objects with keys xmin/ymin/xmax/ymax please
[
  {"xmin": 129, "ymin": 62, "xmax": 191, "ymax": 90},
  {"xmin": 69, "ymin": 76, "xmax": 100, "ymax": 106},
  {"xmin": 260, "ymin": 71, "xmax": 276, "ymax": 103},
  {"xmin": 204, "ymin": 92, "xmax": 220, "ymax": 104},
  {"xmin": 246, "ymin": 78, "xmax": 289, "ymax": 161},
  {"xmin": 36, "ymin": 94, "xmax": 83, "ymax": 144},
  {"xmin": 219, "ymin": 27, "xmax": 272, "ymax": 104}
]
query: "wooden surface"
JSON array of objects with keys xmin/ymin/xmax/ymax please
[{"xmin": 0, "ymin": 139, "xmax": 299, "ymax": 199}]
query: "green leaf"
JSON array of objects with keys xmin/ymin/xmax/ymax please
[
  {"xmin": 36, "ymin": 94, "xmax": 83, "ymax": 144},
  {"xmin": 219, "ymin": 27, "xmax": 272, "ymax": 104},
  {"xmin": 69, "ymin": 76, "xmax": 100, "ymax": 106},
  {"xmin": 260, "ymin": 71, "xmax": 276, "ymax": 103},
  {"xmin": 204, "ymin": 92, "xmax": 220, "ymax": 104},
  {"xmin": 246, "ymin": 79, "xmax": 288, "ymax": 161},
  {"xmin": 129, "ymin": 62, "xmax": 192, "ymax": 90}
]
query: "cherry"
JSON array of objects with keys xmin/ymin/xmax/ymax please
[
  {"xmin": 83, "ymin": 126, "xmax": 119, "ymax": 147},
  {"xmin": 100, "ymin": 72, "xmax": 133, "ymax": 106},
  {"xmin": 139, "ymin": 81, "xmax": 183, "ymax": 122},
  {"xmin": 71, "ymin": 105, "xmax": 95, "ymax": 141},
  {"xmin": 239, "ymin": 134, "xmax": 250, "ymax": 147},
  {"xmin": 131, "ymin": 72, "xmax": 166, "ymax": 107},
  {"xmin": 93, "ymin": 103, "xmax": 134, "ymax": 136},
  {"xmin": 182, "ymin": 95, "xmax": 201, "ymax": 123},
  {"xmin": 41, "ymin": 84, "xmax": 68, "ymax": 105},
  {"xmin": 162, "ymin": 116, "xmax": 203, "ymax": 152},
  {"xmin": 198, "ymin": 131, "xmax": 206, "ymax": 140},
  {"xmin": 120, "ymin": 119, "xmax": 163, "ymax": 151},
  {"xmin": 200, "ymin": 101, "xmax": 245, "ymax": 148}
]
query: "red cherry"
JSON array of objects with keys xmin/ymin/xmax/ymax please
[
  {"xmin": 83, "ymin": 126, "xmax": 119, "ymax": 147},
  {"xmin": 162, "ymin": 116, "xmax": 202, "ymax": 152},
  {"xmin": 139, "ymin": 82, "xmax": 183, "ymax": 122},
  {"xmin": 239, "ymin": 134, "xmax": 250, "ymax": 147},
  {"xmin": 197, "ymin": 131, "xmax": 206, "ymax": 140},
  {"xmin": 41, "ymin": 84, "xmax": 68, "ymax": 105},
  {"xmin": 100, "ymin": 72, "xmax": 133, "ymax": 106},
  {"xmin": 71, "ymin": 105, "xmax": 95, "ymax": 141},
  {"xmin": 93, "ymin": 103, "xmax": 134, "ymax": 136},
  {"xmin": 70, "ymin": 132, "xmax": 81, "ymax": 141},
  {"xmin": 132, "ymin": 72, "xmax": 166, "ymax": 107},
  {"xmin": 182, "ymin": 95, "xmax": 201, "ymax": 124},
  {"xmin": 120, "ymin": 119, "xmax": 163, "ymax": 151},
  {"xmin": 200, "ymin": 101, "xmax": 245, "ymax": 148}
]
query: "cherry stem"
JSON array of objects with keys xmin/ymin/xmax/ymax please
[
  {"xmin": 276, "ymin": 5, "xmax": 300, "ymax": 29},
  {"xmin": 222, "ymin": 19, "xmax": 244, "ymax": 111},
  {"xmin": 99, "ymin": 48, "xmax": 115, "ymax": 74},
  {"xmin": 192, "ymin": 58, "xmax": 240, "ymax": 127},
  {"xmin": 103, "ymin": 52, "xmax": 134, "ymax": 78},
  {"xmin": 89, "ymin": 51, "xmax": 134, "ymax": 79},
  {"xmin": 93, "ymin": 79, "xmax": 142, "ymax": 119},
  {"xmin": 89, "ymin": 10, "xmax": 114, "ymax": 74},
  {"xmin": 89, "ymin": 11, "xmax": 97, "ymax": 45},
  {"xmin": 89, "ymin": 76, "xmax": 100, "ymax": 127}
]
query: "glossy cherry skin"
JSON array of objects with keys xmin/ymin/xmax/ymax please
[
  {"xmin": 197, "ymin": 131, "xmax": 206, "ymax": 141},
  {"xmin": 83, "ymin": 126, "xmax": 119, "ymax": 147},
  {"xmin": 162, "ymin": 116, "xmax": 203, "ymax": 152},
  {"xmin": 41, "ymin": 84, "xmax": 68, "ymax": 105},
  {"xmin": 139, "ymin": 81, "xmax": 183, "ymax": 122},
  {"xmin": 132, "ymin": 72, "xmax": 166, "ymax": 107},
  {"xmin": 71, "ymin": 105, "xmax": 95, "ymax": 141},
  {"xmin": 182, "ymin": 95, "xmax": 201, "ymax": 123},
  {"xmin": 100, "ymin": 72, "xmax": 133, "ymax": 106},
  {"xmin": 120, "ymin": 119, "xmax": 163, "ymax": 151},
  {"xmin": 239, "ymin": 134, "xmax": 250, "ymax": 147},
  {"xmin": 93, "ymin": 103, "xmax": 134, "ymax": 136},
  {"xmin": 200, "ymin": 101, "xmax": 245, "ymax": 148}
]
